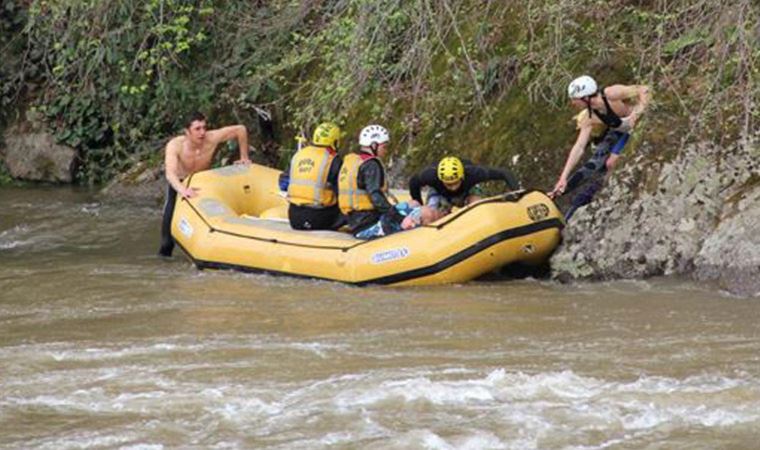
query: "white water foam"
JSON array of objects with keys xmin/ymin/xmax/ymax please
[
  {"xmin": 0, "ymin": 337, "xmax": 347, "ymax": 366},
  {"xmin": 329, "ymin": 368, "xmax": 760, "ymax": 446},
  {"xmin": 26, "ymin": 433, "xmax": 135, "ymax": 450},
  {"xmin": 335, "ymin": 376, "xmax": 495, "ymax": 408},
  {"xmin": 3, "ymin": 346, "xmax": 760, "ymax": 449},
  {"xmin": 367, "ymin": 429, "xmax": 509, "ymax": 450},
  {"xmin": 0, "ymin": 224, "xmax": 33, "ymax": 249}
]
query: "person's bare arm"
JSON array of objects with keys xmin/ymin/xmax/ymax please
[
  {"xmin": 549, "ymin": 124, "xmax": 593, "ymax": 198},
  {"xmin": 206, "ymin": 125, "xmax": 250, "ymax": 163},
  {"xmin": 164, "ymin": 140, "xmax": 198, "ymax": 198},
  {"xmin": 606, "ymin": 84, "xmax": 651, "ymax": 127}
]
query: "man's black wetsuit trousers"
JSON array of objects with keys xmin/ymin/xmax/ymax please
[{"xmin": 158, "ymin": 184, "xmax": 177, "ymax": 257}]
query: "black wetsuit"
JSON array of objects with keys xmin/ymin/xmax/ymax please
[
  {"xmin": 409, "ymin": 162, "xmax": 520, "ymax": 206},
  {"xmin": 346, "ymin": 158, "xmax": 402, "ymax": 233},
  {"xmin": 158, "ymin": 183, "xmax": 178, "ymax": 257},
  {"xmin": 288, "ymin": 156, "xmax": 345, "ymax": 230},
  {"xmin": 563, "ymin": 89, "xmax": 631, "ymax": 220}
]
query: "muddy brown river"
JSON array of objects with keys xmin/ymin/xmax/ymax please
[{"xmin": 1, "ymin": 186, "xmax": 759, "ymax": 449}]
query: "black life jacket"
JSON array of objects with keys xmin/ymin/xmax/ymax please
[{"xmin": 589, "ymin": 88, "xmax": 623, "ymax": 129}]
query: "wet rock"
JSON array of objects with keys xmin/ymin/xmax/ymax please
[
  {"xmin": 550, "ymin": 139, "xmax": 760, "ymax": 296},
  {"xmin": 99, "ymin": 161, "xmax": 165, "ymax": 205},
  {"xmin": 694, "ymin": 182, "xmax": 760, "ymax": 297},
  {"xmin": 1, "ymin": 124, "xmax": 78, "ymax": 183},
  {"xmin": 386, "ymin": 156, "xmax": 408, "ymax": 189}
]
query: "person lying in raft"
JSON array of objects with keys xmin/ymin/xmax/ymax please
[
  {"xmin": 286, "ymin": 122, "xmax": 345, "ymax": 230},
  {"xmin": 355, "ymin": 201, "xmax": 444, "ymax": 240},
  {"xmin": 338, "ymin": 124, "xmax": 405, "ymax": 236},
  {"xmin": 409, "ymin": 156, "xmax": 520, "ymax": 213},
  {"xmin": 159, "ymin": 111, "xmax": 250, "ymax": 257}
]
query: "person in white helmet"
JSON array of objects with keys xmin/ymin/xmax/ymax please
[
  {"xmin": 549, "ymin": 75, "xmax": 651, "ymax": 219},
  {"xmin": 338, "ymin": 124, "xmax": 403, "ymax": 235}
]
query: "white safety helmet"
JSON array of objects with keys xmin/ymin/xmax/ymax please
[
  {"xmin": 567, "ymin": 75, "xmax": 598, "ymax": 99},
  {"xmin": 359, "ymin": 124, "xmax": 390, "ymax": 147}
]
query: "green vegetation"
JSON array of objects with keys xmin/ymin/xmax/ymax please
[
  {"xmin": 1, "ymin": 0, "xmax": 757, "ymax": 186},
  {"xmin": 0, "ymin": 161, "xmax": 13, "ymax": 185}
]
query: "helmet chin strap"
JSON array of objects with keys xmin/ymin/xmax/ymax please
[{"xmin": 370, "ymin": 142, "xmax": 378, "ymax": 155}]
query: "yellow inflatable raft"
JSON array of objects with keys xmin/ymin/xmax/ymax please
[{"xmin": 171, "ymin": 163, "xmax": 564, "ymax": 286}]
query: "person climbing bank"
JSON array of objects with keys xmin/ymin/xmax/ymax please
[
  {"xmin": 548, "ymin": 75, "xmax": 651, "ymax": 220},
  {"xmin": 159, "ymin": 111, "xmax": 250, "ymax": 257},
  {"xmin": 286, "ymin": 122, "xmax": 344, "ymax": 230},
  {"xmin": 409, "ymin": 156, "xmax": 520, "ymax": 211}
]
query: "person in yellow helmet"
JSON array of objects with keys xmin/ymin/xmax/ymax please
[
  {"xmin": 549, "ymin": 75, "xmax": 651, "ymax": 220},
  {"xmin": 409, "ymin": 156, "xmax": 520, "ymax": 211},
  {"xmin": 338, "ymin": 124, "xmax": 403, "ymax": 235},
  {"xmin": 286, "ymin": 122, "xmax": 345, "ymax": 230}
]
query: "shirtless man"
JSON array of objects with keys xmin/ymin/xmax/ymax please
[
  {"xmin": 158, "ymin": 111, "xmax": 251, "ymax": 257},
  {"xmin": 549, "ymin": 75, "xmax": 650, "ymax": 220}
]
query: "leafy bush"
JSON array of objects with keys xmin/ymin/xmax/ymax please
[{"xmin": 3, "ymin": 0, "xmax": 757, "ymax": 185}]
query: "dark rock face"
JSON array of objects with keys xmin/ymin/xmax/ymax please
[
  {"xmin": 99, "ymin": 161, "xmax": 165, "ymax": 205},
  {"xmin": 551, "ymin": 139, "xmax": 760, "ymax": 297},
  {"xmin": 2, "ymin": 126, "xmax": 78, "ymax": 183},
  {"xmin": 694, "ymin": 180, "xmax": 760, "ymax": 297}
]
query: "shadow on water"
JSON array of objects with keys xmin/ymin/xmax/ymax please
[{"xmin": 477, "ymin": 261, "xmax": 552, "ymax": 282}]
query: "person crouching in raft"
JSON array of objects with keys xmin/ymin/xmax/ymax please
[{"xmin": 409, "ymin": 156, "xmax": 521, "ymax": 212}]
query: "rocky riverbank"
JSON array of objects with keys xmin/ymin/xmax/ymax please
[{"xmin": 551, "ymin": 137, "xmax": 760, "ymax": 297}]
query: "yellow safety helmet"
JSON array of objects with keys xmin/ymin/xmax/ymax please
[
  {"xmin": 312, "ymin": 122, "xmax": 341, "ymax": 148},
  {"xmin": 437, "ymin": 156, "xmax": 465, "ymax": 184}
]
